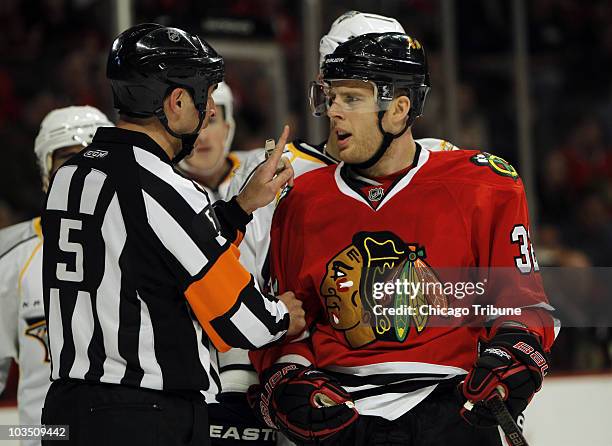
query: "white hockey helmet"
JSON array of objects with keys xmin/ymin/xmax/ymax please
[
  {"xmin": 212, "ymin": 82, "xmax": 235, "ymax": 151},
  {"xmin": 34, "ymin": 105, "xmax": 113, "ymax": 182},
  {"xmin": 319, "ymin": 11, "xmax": 406, "ymax": 68}
]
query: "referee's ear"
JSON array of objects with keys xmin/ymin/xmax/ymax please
[{"xmin": 164, "ymin": 87, "xmax": 188, "ymax": 125}]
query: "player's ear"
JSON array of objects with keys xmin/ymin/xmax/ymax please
[
  {"xmin": 386, "ymin": 95, "xmax": 411, "ymax": 132},
  {"xmin": 393, "ymin": 95, "xmax": 411, "ymax": 122}
]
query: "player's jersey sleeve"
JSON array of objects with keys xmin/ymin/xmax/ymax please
[
  {"xmin": 225, "ymin": 143, "xmax": 333, "ymax": 289},
  {"xmin": 249, "ymin": 189, "xmax": 319, "ymax": 374},
  {"xmin": 0, "ymin": 358, "xmax": 10, "ymax": 395},
  {"xmin": 0, "ymin": 222, "xmax": 31, "ymax": 363},
  {"xmin": 225, "ymin": 149, "xmax": 266, "ymax": 199},
  {"xmin": 470, "ymin": 179, "xmax": 556, "ymax": 350},
  {"xmin": 224, "ymin": 150, "xmax": 271, "ymax": 286}
]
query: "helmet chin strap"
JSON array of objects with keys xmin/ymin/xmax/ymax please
[
  {"xmin": 350, "ymin": 110, "xmax": 410, "ymax": 170},
  {"xmin": 154, "ymin": 103, "xmax": 207, "ymax": 165}
]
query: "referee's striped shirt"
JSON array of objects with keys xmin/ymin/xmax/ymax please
[{"xmin": 41, "ymin": 127, "xmax": 289, "ymax": 393}]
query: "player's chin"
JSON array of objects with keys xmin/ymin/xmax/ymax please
[
  {"xmin": 337, "ymin": 146, "xmax": 361, "ymax": 164},
  {"xmin": 339, "ymin": 151, "xmax": 370, "ymax": 166}
]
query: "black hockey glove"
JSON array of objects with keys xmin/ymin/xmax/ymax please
[
  {"xmin": 460, "ymin": 328, "xmax": 549, "ymax": 427},
  {"xmin": 247, "ymin": 363, "xmax": 359, "ymax": 445}
]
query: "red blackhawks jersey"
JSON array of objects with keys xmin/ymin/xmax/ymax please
[{"xmin": 250, "ymin": 145, "xmax": 556, "ymax": 420}]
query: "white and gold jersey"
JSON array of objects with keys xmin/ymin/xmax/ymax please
[{"xmin": 0, "ymin": 218, "xmax": 49, "ymax": 446}]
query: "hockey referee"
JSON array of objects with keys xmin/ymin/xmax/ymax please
[{"xmin": 40, "ymin": 24, "xmax": 304, "ymax": 445}]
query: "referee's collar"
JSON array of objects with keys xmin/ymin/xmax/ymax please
[{"xmin": 94, "ymin": 127, "xmax": 172, "ymax": 163}]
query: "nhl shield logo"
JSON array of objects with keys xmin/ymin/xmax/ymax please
[
  {"xmin": 368, "ymin": 187, "xmax": 384, "ymax": 202},
  {"xmin": 167, "ymin": 29, "xmax": 181, "ymax": 42}
]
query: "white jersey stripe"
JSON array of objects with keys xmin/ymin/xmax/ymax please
[
  {"xmin": 262, "ymin": 296, "xmax": 288, "ymax": 325},
  {"xmin": 230, "ymin": 303, "xmax": 285, "ymax": 348},
  {"xmin": 69, "ymin": 290, "xmax": 94, "ymax": 379},
  {"xmin": 191, "ymin": 318, "xmax": 215, "ymax": 394},
  {"xmin": 79, "ymin": 169, "xmax": 107, "ymax": 215},
  {"xmin": 46, "ymin": 165, "xmax": 78, "ymax": 211},
  {"xmin": 137, "ymin": 294, "xmax": 163, "ymax": 390},
  {"xmin": 98, "ymin": 193, "xmax": 128, "ymax": 382},
  {"xmin": 142, "ymin": 190, "xmax": 209, "ymax": 276},
  {"xmin": 377, "ymin": 148, "xmax": 430, "ymax": 210},
  {"xmin": 133, "ymin": 146, "xmax": 208, "ymax": 213},
  {"xmin": 326, "ymin": 361, "xmax": 468, "ymax": 377},
  {"xmin": 334, "ymin": 162, "xmax": 372, "ymax": 210},
  {"xmin": 354, "ymin": 385, "xmax": 438, "ymax": 420},
  {"xmin": 48, "ymin": 288, "xmax": 64, "ymax": 380}
]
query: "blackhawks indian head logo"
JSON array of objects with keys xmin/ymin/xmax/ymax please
[{"xmin": 319, "ymin": 231, "xmax": 449, "ymax": 349}]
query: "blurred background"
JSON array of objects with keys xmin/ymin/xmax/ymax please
[{"xmin": 0, "ymin": 0, "xmax": 611, "ymax": 442}]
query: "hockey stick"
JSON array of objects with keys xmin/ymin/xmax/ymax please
[
  {"xmin": 463, "ymin": 386, "xmax": 530, "ymax": 446},
  {"xmin": 485, "ymin": 391, "xmax": 529, "ymax": 446}
]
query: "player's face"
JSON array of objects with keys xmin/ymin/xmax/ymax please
[
  {"xmin": 326, "ymin": 80, "xmax": 382, "ymax": 165},
  {"xmin": 201, "ymin": 84, "xmax": 218, "ymax": 129},
  {"xmin": 183, "ymin": 106, "xmax": 229, "ymax": 173},
  {"xmin": 50, "ymin": 145, "xmax": 84, "ymax": 176},
  {"xmin": 320, "ymin": 245, "xmax": 364, "ymax": 330}
]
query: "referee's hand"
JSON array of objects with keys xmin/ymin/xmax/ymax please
[
  {"xmin": 277, "ymin": 291, "xmax": 306, "ymax": 337},
  {"xmin": 236, "ymin": 125, "xmax": 294, "ymax": 215}
]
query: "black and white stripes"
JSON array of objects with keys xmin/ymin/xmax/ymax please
[{"xmin": 42, "ymin": 127, "xmax": 288, "ymax": 392}]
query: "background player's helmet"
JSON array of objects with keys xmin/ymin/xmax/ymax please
[
  {"xmin": 319, "ymin": 11, "xmax": 405, "ymax": 68},
  {"xmin": 317, "ymin": 32, "xmax": 430, "ymax": 126},
  {"xmin": 107, "ymin": 23, "xmax": 223, "ymax": 119},
  {"xmin": 213, "ymin": 81, "xmax": 235, "ymax": 151},
  {"xmin": 34, "ymin": 105, "xmax": 113, "ymax": 184}
]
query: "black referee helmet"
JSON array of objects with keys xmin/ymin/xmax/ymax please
[{"xmin": 107, "ymin": 23, "xmax": 224, "ymax": 162}]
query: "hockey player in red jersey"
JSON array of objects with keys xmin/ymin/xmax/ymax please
[{"xmin": 248, "ymin": 32, "xmax": 556, "ymax": 445}]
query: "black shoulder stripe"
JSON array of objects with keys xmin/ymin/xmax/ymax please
[
  {"xmin": 292, "ymin": 139, "xmax": 338, "ymax": 165},
  {"xmin": 0, "ymin": 234, "xmax": 38, "ymax": 262}
]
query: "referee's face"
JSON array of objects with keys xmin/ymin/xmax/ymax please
[{"xmin": 170, "ymin": 86, "xmax": 217, "ymax": 136}]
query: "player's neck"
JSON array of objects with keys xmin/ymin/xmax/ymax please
[
  {"xmin": 182, "ymin": 157, "xmax": 232, "ymax": 190},
  {"xmin": 117, "ymin": 119, "xmax": 181, "ymax": 160},
  {"xmin": 355, "ymin": 132, "xmax": 416, "ymax": 179}
]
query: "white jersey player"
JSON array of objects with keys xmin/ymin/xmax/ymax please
[
  {"xmin": 179, "ymin": 82, "xmax": 245, "ymax": 201},
  {"xmin": 0, "ymin": 106, "xmax": 112, "ymax": 445}
]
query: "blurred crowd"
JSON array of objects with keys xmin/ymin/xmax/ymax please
[{"xmin": 0, "ymin": 0, "xmax": 610, "ymax": 372}]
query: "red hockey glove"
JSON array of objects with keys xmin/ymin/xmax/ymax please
[
  {"xmin": 460, "ymin": 328, "xmax": 549, "ymax": 427},
  {"xmin": 247, "ymin": 363, "xmax": 359, "ymax": 444}
]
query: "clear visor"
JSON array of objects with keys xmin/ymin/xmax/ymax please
[{"xmin": 308, "ymin": 79, "xmax": 393, "ymax": 117}]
